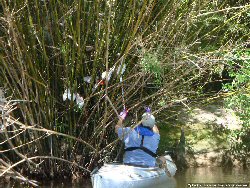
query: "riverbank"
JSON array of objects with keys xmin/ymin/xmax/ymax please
[{"xmin": 158, "ymin": 99, "xmax": 245, "ymax": 168}]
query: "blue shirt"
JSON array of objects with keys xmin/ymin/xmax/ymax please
[{"xmin": 117, "ymin": 127, "xmax": 160, "ymax": 167}]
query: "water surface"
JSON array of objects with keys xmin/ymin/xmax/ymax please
[
  {"xmin": 175, "ymin": 167, "xmax": 250, "ymax": 188},
  {"xmin": 2, "ymin": 167, "xmax": 250, "ymax": 188}
]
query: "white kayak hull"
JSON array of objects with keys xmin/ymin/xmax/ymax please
[{"xmin": 91, "ymin": 160, "xmax": 177, "ymax": 188}]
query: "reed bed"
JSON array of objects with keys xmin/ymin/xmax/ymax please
[{"xmin": 0, "ymin": 0, "xmax": 249, "ymax": 185}]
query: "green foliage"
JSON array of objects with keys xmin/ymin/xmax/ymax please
[
  {"xmin": 223, "ymin": 47, "xmax": 250, "ymax": 162},
  {"xmin": 140, "ymin": 52, "xmax": 163, "ymax": 83}
]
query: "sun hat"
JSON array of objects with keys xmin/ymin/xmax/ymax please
[
  {"xmin": 134, "ymin": 113, "xmax": 155, "ymax": 136},
  {"xmin": 141, "ymin": 113, "xmax": 155, "ymax": 128}
]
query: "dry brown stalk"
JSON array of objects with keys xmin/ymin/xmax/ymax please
[{"xmin": 0, "ymin": 159, "xmax": 39, "ymax": 187}]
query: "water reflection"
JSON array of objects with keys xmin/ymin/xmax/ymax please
[
  {"xmin": 1, "ymin": 178, "xmax": 92, "ymax": 188},
  {"xmin": 40, "ymin": 178, "xmax": 92, "ymax": 188},
  {"xmin": 1, "ymin": 167, "xmax": 250, "ymax": 188},
  {"xmin": 175, "ymin": 167, "xmax": 250, "ymax": 188}
]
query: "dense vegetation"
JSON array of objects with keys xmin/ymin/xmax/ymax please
[
  {"xmin": 223, "ymin": 48, "xmax": 250, "ymax": 168},
  {"xmin": 0, "ymin": 0, "xmax": 249, "ymax": 185}
]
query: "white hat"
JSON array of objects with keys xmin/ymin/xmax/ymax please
[{"xmin": 141, "ymin": 113, "xmax": 155, "ymax": 128}]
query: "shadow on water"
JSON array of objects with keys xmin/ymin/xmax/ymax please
[
  {"xmin": 1, "ymin": 167, "xmax": 250, "ymax": 188},
  {"xmin": 0, "ymin": 178, "xmax": 92, "ymax": 188}
]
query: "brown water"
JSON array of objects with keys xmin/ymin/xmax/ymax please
[
  {"xmin": 174, "ymin": 167, "xmax": 250, "ymax": 188},
  {"xmin": 1, "ymin": 167, "xmax": 250, "ymax": 188}
]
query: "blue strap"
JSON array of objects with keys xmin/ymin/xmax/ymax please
[
  {"xmin": 134, "ymin": 125, "xmax": 154, "ymax": 136},
  {"xmin": 124, "ymin": 135, "xmax": 157, "ymax": 158}
]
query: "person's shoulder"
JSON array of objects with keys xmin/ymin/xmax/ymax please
[
  {"xmin": 153, "ymin": 132, "xmax": 160, "ymax": 138},
  {"xmin": 118, "ymin": 127, "xmax": 132, "ymax": 131},
  {"xmin": 117, "ymin": 127, "xmax": 133, "ymax": 136}
]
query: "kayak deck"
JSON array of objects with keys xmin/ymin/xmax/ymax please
[{"xmin": 91, "ymin": 163, "xmax": 176, "ymax": 188}]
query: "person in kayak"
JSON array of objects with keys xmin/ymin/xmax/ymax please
[{"xmin": 115, "ymin": 108, "xmax": 160, "ymax": 167}]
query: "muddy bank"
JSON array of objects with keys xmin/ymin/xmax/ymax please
[{"xmin": 161, "ymin": 100, "xmax": 244, "ymax": 168}]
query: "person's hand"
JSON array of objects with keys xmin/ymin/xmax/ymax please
[
  {"xmin": 145, "ymin": 107, "xmax": 151, "ymax": 113},
  {"xmin": 119, "ymin": 109, "xmax": 128, "ymax": 120}
]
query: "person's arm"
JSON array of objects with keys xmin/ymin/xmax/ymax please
[
  {"xmin": 115, "ymin": 109, "xmax": 128, "ymax": 133},
  {"xmin": 115, "ymin": 118, "xmax": 123, "ymax": 134},
  {"xmin": 152, "ymin": 125, "xmax": 159, "ymax": 134}
]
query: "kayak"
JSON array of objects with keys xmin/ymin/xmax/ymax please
[{"xmin": 91, "ymin": 155, "xmax": 177, "ymax": 188}]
